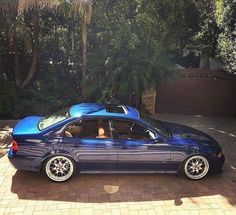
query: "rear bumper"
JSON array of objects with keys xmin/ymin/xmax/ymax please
[
  {"xmin": 209, "ymin": 154, "xmax": 225, "ymax": 174},
  {"xmin": 8, "ymin": 148, "xmax": 41, "ymax": 172}
]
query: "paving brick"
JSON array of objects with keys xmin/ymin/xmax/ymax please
[{"xmin": 0, "ymin": 114, "xmax": 236, "ymax": 214}]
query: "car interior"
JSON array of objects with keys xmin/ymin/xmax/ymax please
[
  {"xmin": 64, "ymin": 119, "xmax": 111, "ymax": 139},
  {"xmin": 113, "ymin": 120, "xmax": 149, "ymax": 140},
  {"xmin": 64, "ymin": 118, "xmax": 150, "ymax": 140}
]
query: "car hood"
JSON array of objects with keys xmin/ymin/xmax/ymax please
[
  {"xmin": 13, "ymin": 116, "xmax": 42, "ymax": 135},
  {"xmin": 162, "ymin": 121, "xmax": 218, "ymax": 147}
]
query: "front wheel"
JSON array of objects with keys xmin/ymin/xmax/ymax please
[
  {"xmin": 44, "ymin": 155, "xmax": 75, "ymax": 182},
  {"xmin": 183, "ymin": 155, "xmax": 210, "ymax": 180}
]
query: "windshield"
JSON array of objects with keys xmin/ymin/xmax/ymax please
[
  {"xmin": 140, "ymin": 112, "xmax": 168, "ymax": 137},
  {"xmin": 38, "ymin": 108, "xmax": 70, "ymax": 130}
]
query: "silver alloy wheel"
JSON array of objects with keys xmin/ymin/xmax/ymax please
[
  {"xmin": 45, "ymin": 156, "xmax": 74, "ymax": 182},
  {"xmin": 184, "ymin": 155, "xmax": 209, "ymax": 180}
]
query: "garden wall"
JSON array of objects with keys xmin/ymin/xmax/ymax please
[{"xmin": 156, "ymin": 69, "xmax": 236, "ymax": 117}]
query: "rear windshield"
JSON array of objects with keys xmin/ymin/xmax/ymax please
[{"xmin": 38, "ymin": 108, "xmax": 70, "ymax": 130}]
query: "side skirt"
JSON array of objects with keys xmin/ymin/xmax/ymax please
[{"xmin": 80, "ymin": 170, "xmax": 177, "ymax": 174}]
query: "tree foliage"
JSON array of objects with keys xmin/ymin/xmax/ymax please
[
  {"xmin": 191, "ymin": 0, "xmax": 236, "ymax": 72},
  {"xmin": 215, "ymin": 0, "xmax": 236, "ymax": 73},
  {"xmin": 0, "ymin": 0, "xmax": 235, "ymax": 118},
  {"xmin": 85, "ymin": 0, "xmax": 196, "ymax": 102}
]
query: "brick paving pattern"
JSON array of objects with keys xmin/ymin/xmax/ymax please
[{"xmin": 0, "ymin": 115, "xmax": 236, "ymax": 215}]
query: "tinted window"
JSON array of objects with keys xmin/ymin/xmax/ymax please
[{"xmin": 64, "ymin": 119, "xmax": 111, "ymax": 139}]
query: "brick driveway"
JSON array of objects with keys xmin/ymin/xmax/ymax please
[{"xmin": 0, "ymin": 114, "xmax": 236, "ymax": 215}]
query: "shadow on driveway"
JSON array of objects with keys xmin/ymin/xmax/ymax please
[{"xmin": 11, "ymin": 165, "xmax": 236, "ymax": 205}]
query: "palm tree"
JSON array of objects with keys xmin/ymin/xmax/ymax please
[
  {"xmin": 0, "ymin": 0, "xmax": 42, "ymax": 88},
  {"xmin": 67, "ymin": 0, "xmax": 92, "ymax": 96},
  {"xmin": 79, "ymin": 1, "xmax": 92, "ymax": 90},
  {"xmin": 1, "ymin": 0, "xmax": 92, "ymax": 91},
  {"xmin": 19, "ymin": 0, "xmax": 93, "ymax": 93},
  {"xmin": 17, "ymin": 0, "xmax": 60, "ymax": 88}
]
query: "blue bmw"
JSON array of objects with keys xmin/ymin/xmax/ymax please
[{"xmin": 8, "ymin": 103, "xmax": 225, "ymax": 182}]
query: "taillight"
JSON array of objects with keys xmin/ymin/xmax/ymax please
[{"xmin": 12, "ymin": 140, "xmax": 19, "ymax": 152}]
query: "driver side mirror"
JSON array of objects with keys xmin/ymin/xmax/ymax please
[
  {"xmin": 143, "ymin": 130, "xmax": 150, "ymax": 138},
  {"xmin": 143, "ymin": 130, "xmax": 156, "ymax": 139}
]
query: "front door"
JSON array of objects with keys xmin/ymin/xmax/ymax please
[{"xmin": 112, "ymin": 119, "xmax": 172, "ymax": 172}]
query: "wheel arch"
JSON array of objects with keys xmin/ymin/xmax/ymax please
[
  {"xmin": 40, "ymin": 150, "xmax": 78, "ymax": 172},
  {"xmin": 180, "ymin": 153, "xmax": 211, "ymax": 180},
  {"xmin": 178, "ymin": 152, "xmax": 211, "ymax": 173}
]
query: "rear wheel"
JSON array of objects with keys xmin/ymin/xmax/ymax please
[
  {"xmin": 44, "ymin": 155, "xmax": 75, "ymax": 182},
  {"xmin": 183, "ymin": 155, "xmax": 209, "ymax": 180}
]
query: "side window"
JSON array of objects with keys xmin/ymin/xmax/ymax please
[
  {"xmin": 64, "ymin": 119, "xmax": 111, "ymax": 139},
  {"xmin": 113, "ymin": 120, "xmax": 149, "ymax": 140}
]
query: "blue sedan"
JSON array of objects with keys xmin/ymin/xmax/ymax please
[{"xmin": 8, "ymin": 103, "xmax": 225, "ymax": 182}]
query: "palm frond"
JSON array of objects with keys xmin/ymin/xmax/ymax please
[
  {"xmin": 70, "ymin": 0, "xmax": 92, "ymax": 23},
  {"xmin": 18, "ymin": 0, "xmax": 60, "ymax": 14},
  {"xmin": 0, "ymin": 0, "xmax": 18, "ymax": 15}
]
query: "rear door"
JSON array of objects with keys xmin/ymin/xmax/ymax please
[
  {"xmin": 112, "ymin": 119, "xmax": 172, "ymax": 172},
  {"xmin": 62, "ymin": 118, "xmax": 118, "ymax": 171}
]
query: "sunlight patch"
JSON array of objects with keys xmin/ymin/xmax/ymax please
[{"xmin": 104, "ymin": 185, "xmax": 119, "ymax": 194}]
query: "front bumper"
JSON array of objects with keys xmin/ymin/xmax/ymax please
[{"xmin": 209, "ymin": 154, "xmax": 225, "ymax": 174}]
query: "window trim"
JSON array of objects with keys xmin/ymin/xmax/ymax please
[
  {"xmin": 117, "ymin": 105, "xmax": 128, "ymax": 114},
  {"xmin": 106, "ymin": 105, "xmax": 128, "ymax": 114}
]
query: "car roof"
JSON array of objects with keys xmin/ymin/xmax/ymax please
[{"xmin": 69, "ymin": 103, "xmax": 140, "ymax": 119}]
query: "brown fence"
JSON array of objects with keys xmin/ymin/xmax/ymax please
[{"xmin": 156, "ymin": 69, "xmax": 236, "ymax": 117}]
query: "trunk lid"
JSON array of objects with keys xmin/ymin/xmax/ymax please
[{"xmin": 13, "ymin": 116, "xmax": 42, "ymax": 135}]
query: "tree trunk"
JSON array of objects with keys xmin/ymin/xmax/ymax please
[
  {"xmin": 13, "ymin": 40, "xmax": 21, "ymax": 86},
  {"xmin": 199, "ymin": 54, "xmax": 210, "ymax": 69},
  {"xmin": 6, "ymin": 13, "xmax": 16, "ymax": 53},
  {"xmin": 128, "ymin": 93, "xmax": 133, "ymax": 106},
  {"xmin": 81, "ymin": 20, "xmax": 88, "ymax": 97},
  {"xmin": 0, "ymin": 56, "xmax": 4, "ymax": 78},
  {"xmin": 20, "ymin": 9, "xmax": 39, "ymax": 89}
]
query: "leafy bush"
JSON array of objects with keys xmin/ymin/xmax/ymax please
[{"xmin": 0, "ymin": 67, "xmax": 80, "ymax": 119}]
